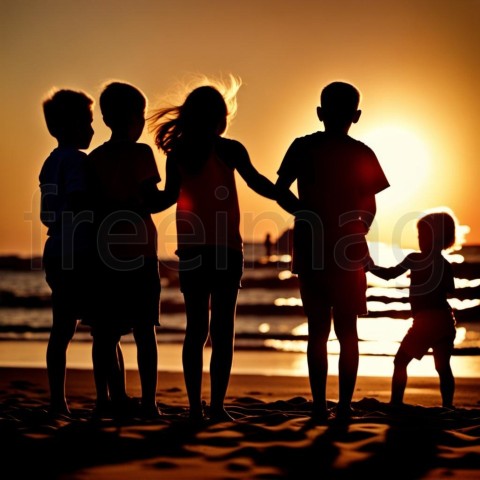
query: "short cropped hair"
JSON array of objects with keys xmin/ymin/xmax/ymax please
[
  {"xmin": 320, "ymin": 82, "xmax": 360, "ymax": 115},
  {"xmin": 417, "ymin": 212, "xmax": 456, "ymax": 251},
  {"xmin": 43, "ymin": 89, "xmax": 94, "ymax": 140},
  {"xmin": 100, "ymin": 81, "xmax": 146, "ymax": 129}
]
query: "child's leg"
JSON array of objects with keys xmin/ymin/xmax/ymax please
[
  {"xmin": 108, "ymin": 339, "xmax": 129, "ymax": 403},
  {"xmin": 91, "ymin": 333, "xmax": 109, "ymax": 407},
  {"xmin": 332, "ymin": 309, "xmax": 359, "ymax": 413},
  {"xmin": 182, "ymin": 290, "xmax": 210, "ymax": 419},
  {"xmin": 433, "ymin": 345, "xmax": 455, "ymax": 407},
  {"xmin": 209, "ymin": 286, "xmax": 239, "ymax": 420},
  {"xmin": 46, "ymin": 313, "xmax": 78, "ymax": 414},
  {"xmin": 299, "ymin": 275, "xmax": 332, "ymax": 418},
  {"xmin": 133, "ymin": 324, "xmax": 158, "ymax": 411},
  {"xmin": 391, "ymin": 349, "xmax": 413, "ymax": 405},
  {"xmin": 92, "ymin": 331, "xmax": 126, "ymax": 405},
  {"xmin": 116, "ymin": 342, "xmax": 127, "ymax": 397}
]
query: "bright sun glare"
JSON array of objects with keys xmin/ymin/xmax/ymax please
[{"xmin": 361, "ymin": 126, "xmax": 431, "ymax": 209}]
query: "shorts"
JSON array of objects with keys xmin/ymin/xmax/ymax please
[
  {"xmin": 44, "ymin": 253, "xmax": 91, "ymax": 323},
  {"xmin": 399, "ymin": 309, "xmax": 456, "ymax": 360},
  {"xmin": 177, "ymin": 246, "xmax": 243, "ymax": 294},
  {"xmin": 291, "ymin": 218, "xmax": 370, "ymax": 275},
  {"xmin": 85, "ymin": 256, "xmax": 161, "ymax": 336},
  {"xmin": 298, "ymin": 266, "xmax": 367, "ymax": 316}
]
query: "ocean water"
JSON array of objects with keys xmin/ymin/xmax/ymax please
[{"xmin": 0, "ymin": 243, "xmax": 479, "ymax": 367}]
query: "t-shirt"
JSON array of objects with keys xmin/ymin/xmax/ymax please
[
  {"xmin": 170, "ymin": 138, "xmax": 243, "ymax": 253},
  {"xmin": 374, "ymin": 252, "xmax": 455, "ymax": 314},
  {"xmin": 277, "ymin": 131, "xmax": 390, "ymax": 273},
  {"xmin": 39, "ymin": 147, "xmax": 91, "ymax": 258},
  {"xmin": 87, "ymin": 140, "xmax": 161, "ymax": 261}
]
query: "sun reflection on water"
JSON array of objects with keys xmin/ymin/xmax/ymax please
[{"xmin": 265, "ymin": 318, "xmax": 468, "ymax": 357}]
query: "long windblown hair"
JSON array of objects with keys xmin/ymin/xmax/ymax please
[{"xmin": 149, "ymin": 74, "xmax": 241, "ymax": 173}]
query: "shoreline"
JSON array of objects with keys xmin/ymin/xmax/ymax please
[{"xmin": 2, "ymin": 339, "xmax": 480, "ymax": 379}]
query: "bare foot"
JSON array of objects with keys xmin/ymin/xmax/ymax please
[{"xmin": 209, "ymin": 408, "xmax": 235, "ymax": 423}]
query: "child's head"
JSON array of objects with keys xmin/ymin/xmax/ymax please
[
  {"xmin": 417, "ymin": 211, "xmax": 456, "ymax": 253},
  {"xmin": 43, "ymin": 89, "xmax": 94, "ymax": 149},
  {"xmin": 150, "ymin": 74, "xmax": 241, "ymax": 155},
  {"xmin": 181, "ymin": 85, "xmax": 228, "ymax": 136},
  {"xmin": 100, "ymin": 81, "xmax": 147, "ymax": 139},
  {"xmin": 317, "ymin": 81, "xmax": 361, "ymax": 133}
]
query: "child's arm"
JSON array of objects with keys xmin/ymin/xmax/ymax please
[
  {"xmin": 235, "ymin": 145, "xmax": 302, "ymax": 212},
  {"xmin": 57, "ymin": 152, "xmax": 91, "ymax": 221},
  {"xmin": 368, "ymin": 257, "xmax": 409, "ymax": 280},
  {"xmin": 273, "ymin": 138, "xmax": 304, "ymax": 215},
  {"xmin": 223, "ymin": 138, "xmax": 301, "ymax": 212},
  {"xmin": 233, "ymin": 141, "xmax": 277, "ymax": 200},
  {"xmin": 274, "ymin": 175, "xmax": 303, "ymax": 216},
  {"xmin": 141, "ymin": 156, "xmax": 180, "ymax": 213}
]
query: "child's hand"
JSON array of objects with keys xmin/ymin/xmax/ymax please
[{"xmin": 365, "ymin": 256, "xmax": 376, "ymax": 272}]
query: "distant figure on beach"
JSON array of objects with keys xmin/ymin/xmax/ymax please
[
  {"xmin": 86, "ymin": 81, "xmax": 162, "ymax": 419},
  {"xmin": 264, "ymin": 232, "xmax": 274, "ymax": 258},
  {"xmin": 39, "ymin": 88, "xmax": 95, "ymax": 415},
  {"xmin": 275, "ymin": 81, "xmax": 390, "ymax": 421},
  {"xmin": 368, "ymin": 210, "xmax": 458, "ymax": 408},
  {"xmin": 149, "ymin": 77, "xmax": 288, "ymax": 422}
]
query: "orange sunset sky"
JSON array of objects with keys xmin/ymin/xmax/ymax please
[{"xmin": 1, "ymin": 0, "xmax": 479, "ymax": 259}]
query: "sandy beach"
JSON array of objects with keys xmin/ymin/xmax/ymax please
[{"xmin": 1, "ymin": 363, "xmax": 480, "ymax": 480}]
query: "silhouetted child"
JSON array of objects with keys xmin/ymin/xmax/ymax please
[
  {"xmin": 275, "ymin": 81, "xmax": 390, "ymax": 421},
  {"xmin": 369, "ymin": 211, "xmax": 457, "ymax": 408},
  {"xmin": 39, "ymin": 88, "xmax": 95, "ymax": 415},
  {"xmin": 149, "ymin": 77, "xmax": 292, "ymax": 422},
  {"xmin": 86, "ymin": 81, "xmax": 162, "ymax": 419}
]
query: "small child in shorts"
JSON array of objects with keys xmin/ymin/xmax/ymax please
[{"xmin": 369, "ymin": 210, "xmax": 458, "ymax": 408}]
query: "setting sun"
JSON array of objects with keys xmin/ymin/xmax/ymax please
[{"xmin": 361, "ymin": 125, "xmax": 431, "ymax": 209}]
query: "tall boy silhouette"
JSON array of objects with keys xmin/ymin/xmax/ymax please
[{"xmin": 275, "ymin": 81, "xmax": 390, "ymax": 421}]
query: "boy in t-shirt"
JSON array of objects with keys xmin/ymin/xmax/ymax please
[
  {"xmin": 87, "ymin": 81, "xmax": 162, "ymax": 418},
  {"xmin": 39, "ymin": 88, "xmax": 95, "ymax": 415},
  {"xmin": 275, "ymin": 81, "xmax": 390, "ymax": 421}
]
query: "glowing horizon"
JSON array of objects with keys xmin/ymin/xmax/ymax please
[{"xmin": 1, "ymin": 1, "xmax": 479, "ymax": 257}]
